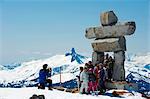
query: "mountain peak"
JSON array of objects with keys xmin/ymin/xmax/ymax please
[{"xmin": 65, "ymin": 48, "xmax": 86, "ymax": 64}]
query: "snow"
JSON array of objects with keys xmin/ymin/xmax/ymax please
[
  {"xmin": 92, "ymin": 38, "xmax": 119, "ymax": 43},
  {"xmin": 0, "ymin": 49, "xmax": 91, "ymax": 87},
  {"xmin": 0, "ymin": 50, "xmax": 149, "ymax": 98},
  {"xmin": 51, "ymin": 73, "xmax": 76, "ymax": 84},
  {"xmin": 125, "ymin": 52, "xmax": 150, "ymax": 83},
  {"xmin": 0, "ymin": 88, "xmax": 145, "ymax": 99}
]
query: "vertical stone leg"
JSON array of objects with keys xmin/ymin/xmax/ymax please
[
  {"xmin": 92, "ymin": 51, "xmax": 104, "ymax": 66},
  {"xmin": 113, "ymin": 51, "xmax": 125, "ymax": 81}
]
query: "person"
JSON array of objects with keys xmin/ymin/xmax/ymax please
[
  {"xmin": 88, "ymin": 61, "xmax": 94, "ymax": 69},
  {"xmin": 88, "ymin": 66, "xmax": 97, "ymax": 93},
  {"xmin": 98, "ymin": 63, "xmax": 106, "ymax": 92},
  {"xmin": 93, "ymin": 63, "xmax": 100, "ymax": 90},
  {"xmin": 103, "ymin": 61, "xmax": 108, "ymax": 81},
  {"xmin": 76, "ymin": 67, "xmax": 83, "ymax": 91},
  {"xmin": 80, "ymin": 66, "xmax": 89, "ymax": 94},
  {"xmin": 46, "ymin": 67, "xmax": 53, "ymax": 90},
  {"xmin": 104, "ymin": 54, "xmax": 109, "ymax": 64},
  {"xmin": 38, "ymin": 64, "xmax": 49, "ymax": 89},
  {"xmin": 107, "ymin": 56, "xmax": 114, "ymax": 81}
]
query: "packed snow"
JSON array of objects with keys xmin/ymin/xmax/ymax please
[
  {"xmin": 0, "ymin": 88, "xmax": 145, "ymax": 99},
  {"xmin": 92, "ymin": 38, "xmax": 119, "ymax": 43}
]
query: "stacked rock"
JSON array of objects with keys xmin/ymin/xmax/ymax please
[{"xmin": 85, "ymin": 11, "xmax": 136, "ymax": 81}]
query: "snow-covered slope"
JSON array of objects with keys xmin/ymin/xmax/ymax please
[
  {"xmin": 0, "ymin": 51, "xmax": 149, "ymax": 94},
  {"xmin": 0, "ymin": 49, "xmax": 90, "ymax": 87},
  {"xmin": 125, "ymin": 53, "xmax": 150, "ymax": 94},
  {"xmin": 125, "ymin": 52, "xmax": 150, "ymax": 79}
]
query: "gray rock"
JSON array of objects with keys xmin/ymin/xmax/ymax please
[
  {"xmin": 113, "ymin": 51, "xmax": 125, "ymax": 81},
  {"xmin": 85, "ymin": 21, "xmax": 136, "ymax": 39},
  {"xmin": 92, "ymin": 52, "xmax": 104, "ymax": 65},
  {"xmin": 92, "ymin": 37, "xmax": 126, "ymax": 52},
  {"xmin": 30, "ymin": 94, "xmax": 38, "ymax": 99},
  {"xmin": 38, "ymin": 95, "xmax": 45, "ymax": 99},
  {"xmin": 100, "ymin": 11, "xmax": 118, "ymax": 26},
  {"xmin": 85, "ymin": 27, "xmax": 96, "ymax": 39}
]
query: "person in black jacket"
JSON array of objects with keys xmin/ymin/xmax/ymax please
[
  {"xmin": 108, "ymin": 56, "xmax": 114, "ymax": 81},
  {"xmin": 98, "ymin": 63, "xmax": 106, "ymax": 92}
]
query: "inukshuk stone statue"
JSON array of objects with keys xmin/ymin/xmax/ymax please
[{"xmin": 85, "ymin": 11, "xmax": 136, "ymax": 81}]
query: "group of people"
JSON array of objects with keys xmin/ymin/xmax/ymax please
[
  {"xmin": 77, "ymin": 54, "xmax": 114, "ymax": 94},
  {"xmin": 38, "ymin": 64, "xmax": 53, "ymax": 90},
  {"xmin": 37, "ymin": 54, "xmax": 114, "ymax": 94}
]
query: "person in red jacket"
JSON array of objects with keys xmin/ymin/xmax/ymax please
[{"xmin": 93, "ymin": 63, "xmax": 100, "ymax": 90}]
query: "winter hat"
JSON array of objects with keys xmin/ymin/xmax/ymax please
[
  {"xmin": 43, "ymin": 64, "xmax": 48, "ymax": 69},
  {"xmin": 84, "ymin": 66, "xmax": 88, "ymax": 69}
]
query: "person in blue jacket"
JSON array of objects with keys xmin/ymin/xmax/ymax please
[{"xmin": 38, "ymin": 64, "xmax": 49, "ymax": 89}]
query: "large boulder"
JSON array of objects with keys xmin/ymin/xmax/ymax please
[
  {"xmin": 92, "ymin": 52, "xmax": 104, "ymax": 65},
  {"xmin": 100, "ymin": 11, "xmax": 118, "ymax": 26},
  {"xmin": 113, "ymin": 51, "xmax": 125, "ymax": 81},
  {"xmin": 85, "ymin": 21, "xmax": 136, "ymax": 39},
  {"xmin": 92, "ymin": 36, "xmax": 126, "ymax": 52}
]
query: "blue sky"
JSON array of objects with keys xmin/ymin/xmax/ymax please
[{"xmin": 0, "ymin": 0, "xmax": 150, "ymax": 65}]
